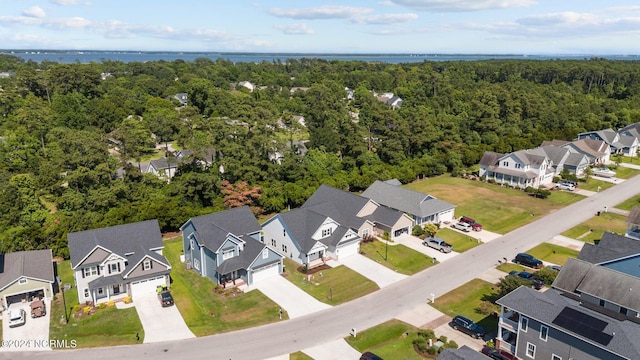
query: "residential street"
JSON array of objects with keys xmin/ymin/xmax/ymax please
[{"xmin": 8, "ymin": 174, "xmax": 640, "ymax": 360}]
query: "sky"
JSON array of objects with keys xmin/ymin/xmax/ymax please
[{"xmin": 1, "ymin": 1, "xmax": 640, "ymax": 54}]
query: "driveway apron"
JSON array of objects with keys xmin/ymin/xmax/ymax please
[
  {"xmin": 134, "ymin": 293, "xmax": 195, "ymax": 343},
  {"xmin": 252, "ymin": 275, "xmax": 331, "ymax": 319},
  {"xmin": 302, "ymin": 338, "xmax": 362, "ymax": 359},
  {"xmin": 339, "ymin": 254, "xmax": 407, "ymax": 288}
]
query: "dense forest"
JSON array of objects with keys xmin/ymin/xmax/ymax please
[{"xmin": 1, "ymin": 54, "xmax": 639, "ymax": 258}]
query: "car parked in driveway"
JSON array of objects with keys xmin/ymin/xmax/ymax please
[
  {"xmin": 451, "ymin": 315, "xmax": 485, "ymax": 339},
  {"xmin": 422, "ymin": 237, "xmax": 453, "ymax": 253},
  {"xmin": 451, "ymin": 222, "xmax": 472, "ymax": 232},
  {"xmin": 30, "ymin": 300, "xmax": 46, "ymax": 318},
  {"xmin": 508, "ymin": 271, "xmax": 544, "ymax": 290},
  {"xmin": 8, "ymin": 308, "xmax": 26, "ymax": 328},
  {"xmin": 514, "ymin": 253, "xmax": 543, "ymax": 269},
  {"xmin": 481, "ymin": 346, "xmax": 517, "ymax": 360},
  {"xmin": 158, "ymin": 289, "xmax": 174, "ymax": 307},
  {"xmin": 459, "ymin": 216, "xmax": 483, "ymax": 231},
  {"xmin": 555, "ymin": 182, "xmax": 575, "ymax": 191}
]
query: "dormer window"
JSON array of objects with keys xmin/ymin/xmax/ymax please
[
  {"xmin": 222, "ymin": 249, "xmax": 234, "ymax": 260},
  {"xmin": 109, "ymin": 263, "xmax": 120, "ymax": 274},
  {"xmin": 143, "ymin": 259, "xmax": 151, "ymax": 271},
  {"xmin": 515, "ymin": 163, "xmax": 522, "ymax": 169},
  {"xmin": 322, "ymin": 228, "xmax": 332, "ymax": 237},
  {"xmin": 18, "ymin": 278, "xmax": 28, "ymax": 285}
]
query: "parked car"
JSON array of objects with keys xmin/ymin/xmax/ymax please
[
  {"xmin": 546, "ymin": 264, "xmax": 562, "ymax": 272},
  {"xmin": 360, "ymin": 352, "xmax": 383, "ymax": 360},
  {"xmin": 8, "ymin": 308, "xmax": 26, "ymax": 327},
  {"xmin": 556, "ymin": 182, "xmax": 575, "ymax": 191},
  {"xmin": 30, "ymin": 299, "xmax": 46, "ymax": 318},
  {"xmin": 508, "ymin": 271, "xmax": 544, "ymax": 290},
  {"xmin": 481, "ymin": 346, "xmax": 517, "ymax": 360},
  {"xmin": 514, "ymin": 253, "xmax": 543, "ymax": 269},
  {"xmin": 451, "ymin": 315, "xmax": 485, "ymax": 339},
  {"xmin": 423, "ymin": 237, "xmax": 453, "ymax": 253},
  {"xmin": 459, "ymin": 216, "xmax": 483, "ymax": 231},
  {"xmin": 558, "ymin": 180, "xmax": 578, "ymax": 188},
  {"xmin": 451, "ymin": 222, "xmax": 472, "ymax": 232},
  {"xmin": 158, "ymin": 289, "xmax": 174, "ymax": 307},
  {"xmin": 592, "ymin": 166, "xmax": 616, "ymax": 178}
]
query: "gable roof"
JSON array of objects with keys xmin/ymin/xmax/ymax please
[
  {"xmin": 149, "ymin": 157, "xmax": 178, "ymax": 171},
  {"xmin": 217, "ymin": 237, "xmax": 280, "ymax": 274},
  {"xmin": 277, "ymin": 208, "xmax": 331, "ymax": 253},
  {"xmin": 302, "ymin": 185, "xmax": 370, "ymax": 228},
  {"xmin": 564, "ymin": 152, "xmax": 589, "ymax": 167},
  {"xmin": 437, "ymin": 345, "xmax": 490, "ymax": 360},
  {"xmin": 539, "ymin": 145, "xmax": 569, "ymax": 166},
  {"xmin": 185, "ymin": 206, "xmax": 261, "ymax": 251},
  {"xmin": 361, "ymin": 180, "xmax": 454, "ymax": 218},
  {"xmin": 564, "ymin": 138, "xmax": 609, "ymax": 158},
  {"xmin": 578, "ymin": 231, "xmax": 640, "ymax": 265},
  {"xmin": 0, "ymin": 250, "xmax": 55, "ymax": 290},
  {"xmin": 479, "ymin": 151, "xmax": 503, "ymax": 166},
  {"xmin": 541, "ymin": 139, "xmax": 570, "ymax": 147},
  {"xmin": 68, "ymin": 219, "xmax": 163, "ymax": 268}
]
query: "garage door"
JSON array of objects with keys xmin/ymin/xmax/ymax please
[
  {"xmin": 251, "ymin": 263, "xmax": 280, "ymax": 283},
  {"xmin": 337, "ymin": 241, "xmax": 360, "ymax": 259},
  {"xmin": 130, "ymin": 276, "xmax": 167, "ymax": 297},
  {"xmin": 5, "ymin": 288, "xmax": 45, "ymax": 306}
]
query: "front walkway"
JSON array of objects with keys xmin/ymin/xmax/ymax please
[
  {"xmin": 546, "ymin": 235, "xmax": 586, "ymax": 252},
  {"xmin": 250, "ymin": 275, "xmax": 331, "ymax": 319},
  {"xmin": 331, "ymin": 254, "xmax": 407, "ymax": 288}
]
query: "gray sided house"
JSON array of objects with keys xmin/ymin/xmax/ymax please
[
  {"xmin": 0, "ymin": 250, "xmax": 56, "ymax": 309},
  {"xmin": 302, "ymin": 184, "xmax": 413, "ymax": 239},
  {"xmin": 261, "ymin": 207, "xmax": 361, "ymax": 268},
  {"xmin": 361, "ymin": 180, "xmax": 455, "ymax": 226},
  {"xmin": 578, "ymin": 128, "xmax": 639, "ymax": 157},
  {"xmin": 147, "ymin": 157, "xmax": 179, "ymax": 180},
  {"xmin": 68, "ymin": 219, "xmax": 171, "ymax": 305},
  {"xmin": 181, "ymin": 206, "xmax": 283, "ymax": 286},
  {"xmin": 539, "ymin": 145, "xmax": 590, "ymax": 177}
]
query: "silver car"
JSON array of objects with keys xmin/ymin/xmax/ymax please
[{"xmin": 423, "ymin": 237, "xmax": 453, "ymax": 253}]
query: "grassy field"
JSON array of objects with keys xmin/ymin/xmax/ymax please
[
  {"xmin": 290, "ymin": 352, "xmax": 314, "ymax": 360},
  {"xmin": 164, "ymin": 237, "xmax": 284, "ymax": 336},
  {"xmin": 496, "ymin": 263, "xmax": 526, "ymax": 274},
  {"xmin": 49, "ymin": 260, "xmax": 144, "ymax": 348},
  {"xmin": 575, "ymin": 178, "xmax": 614, "ymax": 192},
  {"xmin": 525, "ymin": 243, "xmax": 580, "ymax": 265},
  {"xmin": 282, "ymin": 258, "xmax": 378, "ymax": 304},
  {"xmin": 608, "ymin": 165, "xmax": 640, "ymax": 179},
  {"xmin": 616, "ymin": 194, "xmax": 640, "ymax": 211},
  {"xmin": 438, "ymin": 228, "xmax": 482, "ymax": 252},
  {"xmin": 360, "ymin": 240, "xmax": 435, "ymax": 275},
  {"xmin": 560, "ymin": 213, "xmax": 628, "ymax": 243},
  {"xmin": 345, "ymin": 319, "xmax": 426, "ymax": 359},
  {"xmin": 429, "ymin": 278, "xmax": 499, "ymax": 332},
  {"xmin": 405, "ymin": 176, "xmax": 583, "ymax": 234}
]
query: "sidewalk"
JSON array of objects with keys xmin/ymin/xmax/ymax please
[
  {"xmin": 618, "ymin": 162, "xmax": 640, "ymax": 170},
  {"xmin": 546, "ymin": 235, "xmax": 586, "ymax": 252}
]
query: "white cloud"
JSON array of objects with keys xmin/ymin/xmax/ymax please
[
  {"xmin": 268, "ymin": 5, "xmax": 373, "ymax": 20},
  {"xmin": 274, "ymin": 23, "xmax": 315, "ymax": 35},
  {"xmin": 50, "ymin": 0, "xmax": 91, "ymax": 5},
  {"xmin": 353, "ymin": 13, "xmax": 418, "ymax": 25},
  {"xmin": 22, "ymin": 6, "xmax": 46, "ymax": 18},
  {"xmin": 389, "ymin": 0, "xmax": 536, "ymax": 12}
]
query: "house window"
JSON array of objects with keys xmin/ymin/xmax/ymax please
[
  {"xmin": 552, "ymin": 355, "xmax": 562, "ymax": 360},
  {"xmin": 223, "ymin": 249, "xmax": 234, "ymax": 260},
  {"xmin": 363, "ymin": 228, "xmax": 369, "ymax": 236},
  {"xmin": 526, "ymin": 342, "xmax": 536, "ymax": 358},
  {"xmin": 322, "ymin": 228, "xmax": 332, "ymax": 237},
  {"xmin": 83, "ymin": 288, "xmax": 90, "ymax": 298},
  {"xmin": 193, "ymin": 259, "xmax": 200, "ymax": 270},
  {"xmin": 110, "ymin": 263, "xmax": 119, "ymax": 273},
  {"xmin": 540, "ymin": 325, "xmax": 548, "ymax": 341},
  {"xmin": 515, "ymin": 163, "xmax": 522, "ymax": 169},
  {"xmin": 599, "ymin": 299, "xmax": 605, "ymax": 307},
  {"xmin": 190, "ymin": 238, "xmax": 196, "ymax": 249},
  {"xmin": 520, "ymin": 316, "xmax": 529, "ymax": 332},
  {"xmin": 283, "ymin": 229, "xmax": 286, "ymax": 237},
  {"xmin": 271, "ymin": 239, "xmax": 276, "ymax": 247},
  {"xmin": 503, "ymin": 161, "xmax": 508, "ymax": 166},
  {"xmin": 83, "ymin": 265, "xmax": 98, "ymax": 277},
  {"xmin": 97, "ymin": 287, "xmax": 104, "ymax": 295},
  {"xmin": 143, "ymin": 260, "xmax": 151, "ymax": 271},
  {"xmin": 18, "ymin": 278, "xmax": 28, "ymax": 285},
  {"xmin": 262, "ymin": 248, "xmax": 268, "ymax": 259},
  {"xmin": 282, "ymin": 244, "xmax": 288, "ymax": 253}
]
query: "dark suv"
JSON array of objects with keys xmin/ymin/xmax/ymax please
[
  {"xmin": 514, "ymin": 253, "xmax": 543, "ymax": 269},
  {"xmin": 459, "ymin": 216, "xmax": 482, "ymax": 231},
  {"xmin": 452, "ymin": 315, "xmax": 485, "ymax": 339},
  {"xmin": 158, "ymin": 289, "xmax": 174, "ymax": 307},
  {"xmin": 508, "ymin": 271, "xmax": 544, "ymax": 290}
]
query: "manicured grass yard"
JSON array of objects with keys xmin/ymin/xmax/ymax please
[
  {"xmin": 575, "ymin": 178, "xmax": 614, "ymax": 192},
  {"xmin": 438, "ymin": 228, "xmax": 482, "ymax": 252},
  {"xmin": 164, "ymin": 237, "xmax": 283, "ymax": 336},
  {"xmin": 496, "ymin": 263, "xmax": 526, "ymax": 274},
  {"xmin": 345, "ymin": 319, "xmax": 425, "ymax": 359},
  {"xmin": 49, "ymin": 260, "xmax": 144, "ymax": 348},
  {"xmin": 609, "ymin": 165, "xmax": 640, "ymax": 179},
  {"xmin": 560, "ymin": 213, "xmax": 628, "ymax": 244},
  {"xmin": 282, "ymin": 258, "xmax": 378, "ymax": 304},
  {"xmin": 405, "ymin": 176, "xmax": 583, "ymax": 234},
  {"xmin": 360, "ymin": 240, "xmax": 435, "ymax": 275},
  {"xmin": 290, "ymin": 352, "xmax": 314, "ymax": 360},
  {"xmin": 525, "ymin": 243, "xmax": 579, "ymax": 265},
  {"xmin": 616, "ymin": 194, "xmax": 640, "ymax": 211},
  {"xmin": 429, "ymin": 278, "xmax": 499, "ymax": 332}
]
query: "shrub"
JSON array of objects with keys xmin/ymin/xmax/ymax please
[
  {"xmin": 98, "ymin": 303, "xmax": 106, "ymax": 309},
  {"xmin": 477, "ymin": 300, "xmax": 499, "ymax": 315},
  {"xmin": 418, "ymin": 329, "xmax": 436, "ymax": 339},
  {"xmin": 361, "ymin": 233, "xmax": 376, "ymax": 243},
  {"xmin": 486, "ymin": 340, "xmax": 495, "ymax": 348},
  {"xmin": 413, "ymin": 338, "xmax": 427, "ymax": 352},
  {"xmin": 535, "ymin": 267, "xmax": 558, "ymax": 285},
  {"xmin": 445, "ymin": 340, "xmax": 458, "ymax": 349},
  {"xmin": 123, "ymin": 296, "xmax": 132, "ymax": 304},
  {"xmin": 438, "ymin": 335, "xmax": 448, "ymax": 343},
  {"xmin": 427, "ymin": 346, "xmax": 438, "ymax": 355},
  {"xmin": 72, "ymin": 304, "xmax": 81, "ymax": 313},
  {"xmin": 412, "ymin": 225, "xmax": 425, "ymax": 237}
]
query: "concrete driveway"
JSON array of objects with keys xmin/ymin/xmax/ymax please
[
  {"xmin": 1, "ymin": 301, "xmax": 51, "ymax": 351},
  {"xmin": 134, "ymin": 293, "xmax": 195, "ymax": 343},
  {"xmin": 394, "ymin": 234, "xmax": 458, "ymax": 262},
  {"xmin": 252, "ymin": 275, "xmax": 331, "ymax": 319},
  {"xmin": 338, "ymin": 254, "xmax": 407, "ymax": 288},
  {"xmin": 303, "ymin": 338, "xmax": 361, "ymax": 359}
]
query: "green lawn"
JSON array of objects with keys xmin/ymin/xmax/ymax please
[
  {"xmin": 360, "ymin": 240, "xmax": 435, "ymax": 275},
  {"xmin": 560, "ymin": 213, "xmax": 628, "ymax": 244},
  {"xmin": 290, "ymin": 352, "xmax": 314, "ymax": 360},
  {"xmin": 616, "ymin": 194, "xmax": 640, "ymax": 211},
  {"xmin": 49, "ymin": 261, "xmax": 144, "ymax": 348},
  {"xmin": 282, "ymin": 258, "xmax": 378, "ymax": 304},
  {"xmin": 345, "ymin": 320, "xmax": 426, "ymax": 359},
  {"xmin": 575, "ymin": 178, "xmax": 614, "ymax": 192},
  {"xmin": 496, "ymin": 263, "xmax": 526, "ymax": 274},
  {"xmin": 164, "ymin": 237, "xmax": 284, "ymax": 336},
  {"xmin": 429, "ymin": 278, "xmax": 499, "ymax": 332},
  {"xmin": 405, "ymin": 176, "xmax": 583, "ymax": 234},
  {"xmin": 525, "ymin": 243, "xmax": 580, "ymax": 265},
  {"xmin": 438, "ymin": 228, "xmax": 483, "ymax": 252},
  {"xmin": 608, "ymin": 165, "xmax": 640, "ymax": 179}
]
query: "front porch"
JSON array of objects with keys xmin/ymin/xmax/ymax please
[{"xmin": 496, "ymin": 309, "xmax": 519, "ymax": 355}]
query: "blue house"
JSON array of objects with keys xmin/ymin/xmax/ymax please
[{"xmin": 180, "ymin": 206, "xmax": 283, "ymax": 286}]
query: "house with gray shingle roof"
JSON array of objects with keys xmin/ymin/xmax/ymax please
[
  {"xmin": 180, "ymin": 206, "xmax": 283, "ymax": 286},
  {"xmin": 578, "ymin": 231, "xmax": 640, "ymax": 277},
  {"xmin": 67, "ymin": 219, "xmax": 171, "ymax": 305},
  {"xmin": 626, "ymin": 206, "xmax": 640, "ymax": 241},
  {"xmin": 478, "ymin": 148, "xmax": 555, "ymax": 189},
  {"xmin": 561, "ymin": 138, "xmax": 611, "ymax": 165},
  {"xmin": 0, "ymin": 250, "xmax": 55, "ymax": 308},
  {"xmin": 578, "ymin": 127, "xmax": 639, "ymax": 158},
  {"xmin": 361, "ymin": 180, "xmax": 455, "ymax": 226},
  {"xmin": 147, "ymin": 156, "xmax": 179, "ymax": 180}
]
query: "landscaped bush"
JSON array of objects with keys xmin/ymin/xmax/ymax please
[
  {"xmin": 476, "ymin": 300, "xmax": 499, "ymax": 315},
  {"xmin": 413, "ymin": 338, "xmax": 427, "ymax": 352},
  {"xmin": 427, "ymin": 346, "xmax": 438, "ymax": 355},
  {"xmin": 361, "ymin": 233, "xmax": 376, "ymax": 243},
  {"xmin": 412, "ymin": 225, "xmax": 425, "ymax": 237},
  {"xmin": 534, "ymin": 267, "xmax": 558, "ymax": 285},
  {"xmin": 417, "ymin": 329, "xmax": 436, "ymax": 339}
]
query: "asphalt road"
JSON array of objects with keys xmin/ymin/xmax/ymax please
[{"xmin": 9, "ymin": 175, "xmax": 640, "ymax": 360}]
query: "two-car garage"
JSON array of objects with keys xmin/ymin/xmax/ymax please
[
  {"xmin": 130, "ymin": 275, "xmax": 168, "ymax": 297},
  {"xmin": 251, "ymin": 262, "xmax": 281, "ymax": 283}
]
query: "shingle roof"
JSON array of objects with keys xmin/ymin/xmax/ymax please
[
  {"xmin": 479, "ymin": 151, "xmax": 503, "ymax": 166},
  {"xmin": 564, "ymin": 152, "xmax": 588, "ymax": 167},
  {"xmin": 187, "ymin": 206, "xmax": 261, "ymax": 251},
  {"xmin": 628, "ymin": 206, "xmax": 640, "ymax": 225},
  {"xmin": 437, "ymin": 345, "xmax": 490, "ymax": 360},
  {"xmin": 541, "ymin": 139, "xmax": 570, "ymax": 147},
  {"xmin": 68, "ymin": 219, "xmax": 164, "ymax": 269},
  {"xmin": 540, "ymin": 145, "xmax": 569, "ymax": 166},
  {"xmin": 578, "ymin": 232, "xmax": 640, "ymax": 265},
  {"xmin": 278, "ymin": 208, "xmax": 328, "ymax": 253},
  {"xmin": 216, "ymin": 238, "xmax": 271, "ymax": 274},
  {"xmin": 361, "ymin": 180, "xmax": 454, "ymax": 218},
  {"xmin": 498, "ymin": 286, "xmax": 640, "ymax": 359},
  {"xmin": 0, "ymin": 250, "xmax": 55, "ymax": 290},
  {"xmin": 302, "ymin": 185, "xmax": 370, "ymax": 228},
  {"xmin": 149, "ymin": 157, "xmax": 178, "ymax": 170}
]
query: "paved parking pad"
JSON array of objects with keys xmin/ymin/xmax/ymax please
[
  {"xmin": 1, "ymin": 301, "xmax": 51, "ymax": 352},
  {"xmin": 134, "ymin": 294, "xmax": 195, "ymax": 343},
  {"xmin": 338, "ymin": 254, "xmax": 407, "ymax": 288},
  {"xmin": 252, "ymin": 275, "xmax": 331, "ymax": 319},
  {"xmin": 394, "ymin": 234, "xmax": 458, "ymax": 262},
  {"xmin": 303, "ymin": 338, "xmax": 362, "ymax": 360}
]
